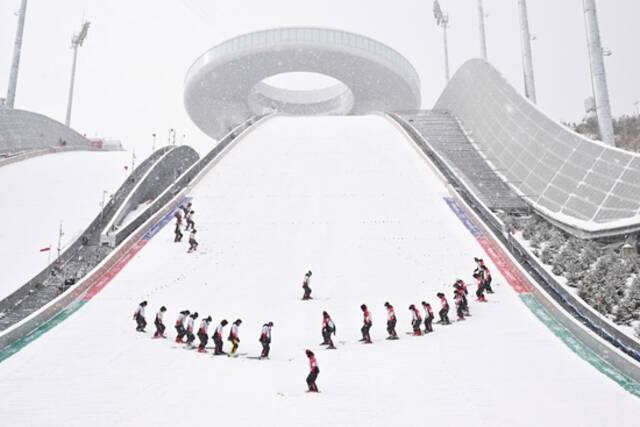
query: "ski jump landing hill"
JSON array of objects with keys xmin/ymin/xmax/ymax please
[{"xmin": 1, "ymin": 27, "xmax": 640, "ymax": 426}]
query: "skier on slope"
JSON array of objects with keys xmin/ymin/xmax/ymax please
[
  {"xmin": 454, "ymin": 289, "xmax": 466, "ymax": 321},
  {"xmin": 185, "ymin": 210, "xmax": 195, "ymax": 231},
  {"xmin": 228, "ymin": 319, "xmax": 242, "ymax": 356},
  {"xmin": 197, "ymin": 316, "xmax": 212, "ymax": 353},
  {"xmin": 180, "ymin": 202, "xmax": 192, "ymax": 219},
  {"xmin": 302, "ymin": 270, "xmax": 313, "ymax": 300},
  {"xmin": 421, "ymin": 301, "xmax": 434, "ymax": 333},
  {"xmin": 188, "ymin": 229, "xmax": 198, "ymax": 253},
  {"xmin": 359, "ymin": 304, "xmax": 372, "ymax": 343},
  {"xmin": 454, "ymin": 279, "xmax": 470, "ymax": 316},
  {"xmin": 153, "ymin": 306, "xmax": 167, "ymax": 338},
  {"xmin": 174, "ymin": 221, "xmax": 183, "ymax": 243},
  {"xmin": 174, "ymin": 210, "xmax": 183, "ymax": 226},
  {"xmin": 474, "ymin": 271, "xmax": 487, "ymax": 302},
  {"xmin": 437, "ymin": 293, "xmax": 451, "ymax": 324},
  {"xmin": 185, "ymin": 312, "xmax": 199, "ymax": 346},
  {"xmin": 321, "ymin": 311, "xmax": 336, "ymax": 349},
  {"xmin": 175, "ymin": 310, "xmax": 190, "ymax": 343},
  {"xmin": 409, "ymin": 304, "xmax": 422, "ymax": 336},
  {"xmin": 478, "ymin": 258, "xmax": 494, "ymax": 294},
  {"xmin": 259, "ymin": 321, "xmax": 274, "ymax": 359},
  {"xmin": 213, "ymin": 319, "xmax": 228, "ymax": 355},
  {"xmin": 133, "ymin": 301, "xmax": 148, "ymax": 332},
  {"xmin": 305, "ymin": 349, "xmax": 320, "ymax": 393},
  {"xmin": 384, "ymin": 302, "xmax": 398, "ymax": 340}
]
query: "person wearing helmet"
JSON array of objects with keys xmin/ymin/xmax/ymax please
[
  {"xmin": 384, "ymin": 302, "xmax": 398, "ymax": 340},
  {"xmin": 185, "ymin": 312, "xmax": 199, "ymax": 346},
  {"xmin": 213, "ymin": 319, "xmax": 228, "ymax": 355},
  {"xmin": 174, "ymin": 310, "xmax": 190, "ymax": 343},
  {"xmin": 259, "ymin": 321, "xmax": 274, "ymax": 359},
  {"xmin": 197, "ymin": 316, "xmax": 213, "ymax": 353},
  {"xmin": 437, "ymin": 293, "xmax": 451, "ymax": 324},
  {"xmin": 409, "ymin": 304, "xmax": 422, "ymax": 336},
  {"xmin": 185, "ymin": 209, "xmax": 195, "ymax": 231},
  {"xmin": 228, "ymin": 319, "xmax": 242, "ymax": 356},
  {"xmin": 421, "ymin": 301, "xmax": 434, "ymax": 333},
  {"xmin": 321, "ymin": 311, "xmax": 336, "ymax": 349},
  {"xmin": 133, "ymin": 301, "xmax": 148, "ymax": 332},
  {"xmin": 302, "ymin": 270, "xmax": 313, "ymax": 300},
  {"xmin": 305, "ymin": 349, "xmax": 320, "ymax": 392},
  {"xmin": 188, "ymin": 229, "xmax": 198, "ymax": 253},
  {"xmin": 153, "ymin": 306, "xmax": 168, "ymax": 338},
  {"xmin": 359, "ymin": 304, "xmax": 372, "ymax": 344}
]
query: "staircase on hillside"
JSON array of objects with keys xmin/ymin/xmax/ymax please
[{"xmin": 397, "ymin": 110, "xmax": 529, "ymax": 212}]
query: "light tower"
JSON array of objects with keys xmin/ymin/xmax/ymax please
[
  {"xmin": 477, "ymin": 0, "xmax": 488, "ymax": 60},
  {"xmin": 6, "ymin": 0, "xmax": 28, "ymax": 109},
  {"xmin": 433, "ymin": 1, "xmax": 450, "ymax": 83},
  {"xmin": 65, "ymin": 21, "xmax": 90, "ymax": 127},
  {"xmin": 517, "ymin": 0, "xmax": 537, "ymax": 103},
  {"xmin": 583, "ymin": 0, "xmax": 615, "ymax": 146}
]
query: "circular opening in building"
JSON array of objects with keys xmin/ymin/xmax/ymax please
[{"xmin": 261, "ymin": 72, "xmax": 344, "ymax": 91}]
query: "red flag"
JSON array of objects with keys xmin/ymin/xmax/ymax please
[
  {"xmin": 124, "ymin": 165, "xmax": 129, "ymax": 171},
  {"xmin": 39, "ymin": 246, "xmax": 51, "ymax": 252}
]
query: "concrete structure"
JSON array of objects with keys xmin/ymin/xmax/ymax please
[
  {"xmin": 436, "ymin": 59, "xmax": 640, "ymax": 239},
  {"xmin": 184, "ymin": 27, "xmax": 421, "ymax": 139},
  {"xmin": 0, "ymin": 108, "xmax": 98, "ymax": 156}
]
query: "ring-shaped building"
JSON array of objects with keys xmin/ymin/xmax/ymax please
[{"xmin": 184, "ymin": 27, "xmax": 422, "ymax": 139}]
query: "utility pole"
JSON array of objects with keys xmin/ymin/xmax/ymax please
[
  {"xmin": 152, "ymin": 133, "xmax": 157, "ymax": 152},
  {"xmin": 6, "ymin": 0, "xmax": 28, "ymax": 109},
  {"xmin": 517, "ymin": 0, "xmax": 537, "ymax": 103},
  {"xmin": 477, "ymin": 0, "xmax": 488, "ymax": 60},
  {"xmin": 57, "ymin": 222, "xmax": 64, "ymax": 259},
  {"xmin": 583, "ymin": 0, "xmax": 615, "ymax": 146},
  {"xmin": 65, "ymin": 21, "xmax": 90, "ymax": 127},
  {"xmin": 433, "ymin": 1, "xmax": 450, "ymax": 83}
]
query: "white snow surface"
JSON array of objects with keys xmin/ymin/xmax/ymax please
[
  {"xmin": 0, "ymin": 116, "xmax": 639, "ymax": 426},
  {"xmin": 0, "ymin": 150, "xmax": 130, "ymax": 300}
]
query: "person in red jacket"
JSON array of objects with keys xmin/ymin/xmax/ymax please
[
  {"xmin": 305, "ymin": 349, "xmax": 320, "ymax": 392},
  {"xmin": 384, "ymin": 302, "xmax": 398, "ymax": 340},
  {"xmin": 359, "ymin": 304, "xmax": 372, "ymax": 344},
  {"xmin": 409, "ymin": 304, "xmax": 422, "ymax": 336},
  {"xmin": 302, "ymin": 270, "xmax": 313, "ymax": 300},
  {"xmin": 474, "ymin": 271, "xmax": 487, "ymax": 302},
  {"xmin": 437, "ymin": 293, "xmax": 451, "ymax": 324},
  {"xmin": 228, "ymin": 319, "xmax": 242, "ymax": 356},
  {"xmin": 153, "ymin": 306, "xmax": 167, "ymax": 338},
  {"xmin": 213, "ymin": 319, "xmax": 228, "ymax": 355},
  {"xmin": 454, "ymin": 279, "xmax": 470, "ymax": 316},
  {"xmin": 197, "ymin": 316, "xmax": 212, "ymax": 353},
  {"xmin": 259, "ymin": 321, "xmax": 274, "ymax": 359},
  {"xmin": 421, "ymin": 301, "xmax": 434, "ymax": 333},
  {"xmin": 454, "ymin": 289, "xmax": 466, "ymax": 321},
  {"xmin": 174, "ymin": 310, "xmax": 190, "ymax": 343}
]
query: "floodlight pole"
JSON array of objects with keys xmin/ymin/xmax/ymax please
[
  {"xmin": 583, "ymin": 0, "xmax": 615, "ymax": 146},
  {"xmin": 442, "ymin": 15, "xmax": 450, "ymax": 83},
  {"xmin": 477, "ymin": 0, "xmax": 488, "ymax": 60},
  {"xmin": 6, "ymin": 0, "xmax": 28, "ymax": 109},
  {"xmin": 517, "ymin": 0, "xmax": 537, "ymax": 103},
  {"xmin": 65, "ymin": 22, "xmax": 90, "ymax": 127}
]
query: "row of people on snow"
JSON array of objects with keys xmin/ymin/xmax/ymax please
[
  {"xmin": 173, "ymin": 202, "xmax": 199, "ymax": 252},
  {"xmin": 300, "ymin": 257, "xmax": 493, "ymax": 302},
  {"xmin": 133, "ymin": 302, "xmax": 273, "ymax": 358}
]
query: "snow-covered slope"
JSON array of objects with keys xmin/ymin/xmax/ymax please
[
  {"xmin": 0, "ymin": 116, "xmax": 638, "ymax": 426},
  {"xmin": 0, "ymin": 150, "xmax": 130, "ymax": 299}
]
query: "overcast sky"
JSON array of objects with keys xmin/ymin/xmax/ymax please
[{"xmin": 1, "ymin": 0, "xmax": 639, "ymax": 153}]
